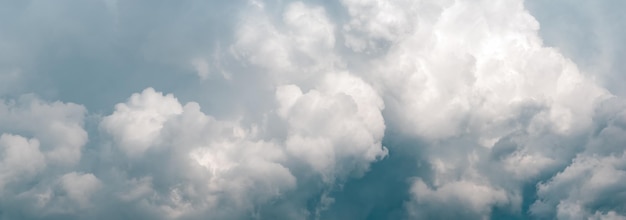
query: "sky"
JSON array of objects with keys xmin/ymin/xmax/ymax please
[{"xmin": 0, "ymin": 0, "xmax": 625, "ymax": 219}]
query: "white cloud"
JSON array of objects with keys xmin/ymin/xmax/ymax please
[
  {"xmin": 277, "ymin": 72, "xmax": 387, "ymax": 180},
  {"xmin": 363, "ymin": 0, "xmax": 608, "ymax": 140},
  {"xmin": 408, "ymin": 179, "xmax": 512, "ymax": 219},
  {"xmin": 532, "ymin": 144, "xmax": 626, "ymax": 219},
  {"xmin": 0, "ymin": 96, "xmax": 92, "ymax": 218},
  {"xmin": 0, "ymin": 134, "xmax": 45, "ymax": 190},
  {"xmin": 60, "ymin": 172, "xmax": 102, "ymax": 207},
  {"xmin": 231, "ymin": 1, "xmax": 339, "ymax": 84},
  {"xmin": 99, "ymin": 88, "xmax": 297, "ymax": 218},
  {"xmin": 101, "ymin": 88, "xmax": 183, "ymax": 157},
  {"xmin": 341, "ymin": 0, "xmax": 450, "ymax": 53},
  {"xmin": 335, "ymin": 0, "xmax": 621, "ymax": 218},
  {"xmin": 0, "ymin": 95, "xmax": 88, "ymax": 166}
]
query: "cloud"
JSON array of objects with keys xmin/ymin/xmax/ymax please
[
  {"xmin": 59, "ymin": 172, "xmax": 102, "ymax": 207},
  {"xmin": 93, "ymin": 78, "xmax": 387, "ymax": 218},
  {"xmin": 99, "ymin": 88, "xmax": 296, "ymax": 219},
  {"xmin": 0, "ymin": 134, "xmax": 46, "ymax": 190},
  {"xmin": 408, "ymin": 179, "xmax": 511, "ymax": 219},
  {"xmin": 0, "ymin": 96, "xmax": 95, "ymax": 219},
  {"xmin": 277, "ymin": 72, "xmax": 387, "ymax": 180},
  {"xmin": 336, "ymin": 0, "xmax": 623, "ymax": 218},
  {"xmin": 1, "ymin": 0, "xmax": 626, "ymax": 219},
  {"xmin": 100, "ymin": 88, "xmax": 184, "ymax": 157},
  {"xmin": 231, "ymin": 1, "xmax": 339, "ymax": 85},
  {"xmin": 530, "ymin": 97, "xmax": 626, "ymax": 219},
  {"xmin": 532, "ymin": 153, "xmax": 626, "ymax": 219},
  {"xmin": 0, "ymin": 95, "xmax": 87, "ymax": 166}
]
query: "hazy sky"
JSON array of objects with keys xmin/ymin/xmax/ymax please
[{"xmin": 1, "ymin": 0, "xmax": 625, "ymax": 219}]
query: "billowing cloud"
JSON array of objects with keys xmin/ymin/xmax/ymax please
[
  {"xmin": 530, "ymin": 97, "xmax": 626, "ymax": 219},
  {"xmin": 277, "ymin": 72, "xmax": 387, "ymax": 180},
  {"xmin": 0, "ymin": 96, "xmax": 87, "ymax": 166},
  {"xmin": 100, "ymin": 88, "xmax": 296, "ymax": 219},
  {"xmin": 101, "ymin": 88, "xmax": 184, "ymax": 157},
  {"xmin": 0, "ymin": 134, "xmax": 46, "ymax": 190},
  {"xmin": 1, "ymin": 0, "xmax": 625, "ymax": 219},
  {"xmin": 0, "ymin": 96, "xmax": 96, "ymax": 218},
  {"xmin": 93, "ymin": 81, "xmax": 386, "ymax": 218},
  {"xmin": 336, "ymin": 0, "xmax": 622, "ymax": 218}
]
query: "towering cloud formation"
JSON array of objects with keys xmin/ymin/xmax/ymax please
[
  {"xmin": 0, "ymin": 0, "xmax": 625, "ymax": 219},
  {"xmin": 334, "ymin": 0, "xmax": 616, "ymax": 218}
]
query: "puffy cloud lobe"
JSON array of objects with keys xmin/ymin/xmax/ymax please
[
  {"xmin": 101, "ymin": 88, "xmax": 295, "ymax": 219},
  {"xmin": 100, "ymin": 87, "xmax": 183, "ymax": 157},
  {"xmin": 0, "ymin": 134, "xmax": 45, "ymax": 190},
  {"xmin": 277, "ymin": 72, "xmax": 387, "ymax": 180},
  {"xmin": 0, "ymin": 96, "xmax": 88, "ymax": 180},
  {"xmin": 59, "ymin": 172, "xmax": 102, "ymax": 207},
  {"xmin": 7, "ymin": 172, "xmax": 103, "ymax": 217},
  {"xmin": 530, "ymin": 97, "xmax": 626, "ymax": 219},
  {"xmin": 532, "ymin": 153, "xmax": 626, "ymax": 219},
  {"xmin": 408, "ymin": 179, "xmax": 511, "ymax": 219},
  {"xmin": 231, "ymin": 1, "xmax": 338, "ymax": 84},
  {"xmin": 341, "ymin": 0, "xmax": 451, "ymax": 53},
  {"xmin": 0, "ymin": 96, "xmax": 88, "ymax": 166},
  {"xmin": 0, "ymin": 96, "xmax": 100, "ymax": 218}
]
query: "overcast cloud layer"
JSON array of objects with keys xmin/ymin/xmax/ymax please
[{"xmin": 1, "ymin": 0, "xmax": 625, "ymax": 219}]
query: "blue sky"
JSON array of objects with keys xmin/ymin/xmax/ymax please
[{"xmin": 1, "ymin": 1, "xmax": 625, "ymax": 219}]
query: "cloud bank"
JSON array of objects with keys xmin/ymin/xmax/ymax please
[{"xmin": 1, "ymin": 0, "xmax": 625, "ymax": 219}]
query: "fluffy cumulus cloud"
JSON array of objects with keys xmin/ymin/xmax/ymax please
[
  {"xmin": 0, "ymin": 96, "xmax": 95, "ymax": 218},
  {"xmin": 99, "ymin": 88, "xmax": 298, "ymax": 219},
  {"xmin": 337, "ymin": 0, "xmax": 616, "ymax": 218},
  {"xmin": 1, "ymin": 0, "xmax": 625, "ymax": 219}
]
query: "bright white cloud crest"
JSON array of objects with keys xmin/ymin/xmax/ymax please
[{"xmin": 0, "ymin": 0, "xmax": 625, "ymax": 219}]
